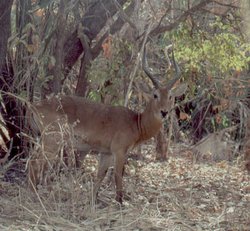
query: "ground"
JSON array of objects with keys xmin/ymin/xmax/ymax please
[{"xmin": 0, "ymin": 143, "xmax": 249, "ymax": 231}]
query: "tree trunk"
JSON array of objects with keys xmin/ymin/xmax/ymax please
[
  {"xmin": 51, "ymin": 0, "xmax": 66, "ymax": 94},
  {"xmin": 63, "ymin": 0, "xmax": 128, "ymax": 96},
  {"xmin": 0, "ymin": 0, "xmax": 17, "ymax": 160},
  {"xmin": 0, "ymin": 0, "xmax": 13, "ymax": 70},
  {"xmin": 244, "ymin": 116, "xmax": 250, "ymax": 173},
  {"xmin": 63, "ymin": 0, "xmax": 128, "ymax": 72},
  {"xmin": 155, "ymin": 128, "xmax": 168, "ymax": 161}
]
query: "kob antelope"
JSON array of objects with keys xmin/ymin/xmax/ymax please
[{"xmin": 28, "ymin": 46, "xmax": 186, "ymax": 204}]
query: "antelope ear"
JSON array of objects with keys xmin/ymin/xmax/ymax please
[{"xmin": 169, "ymin": 83, "xmax": 188, "ymax": 97}]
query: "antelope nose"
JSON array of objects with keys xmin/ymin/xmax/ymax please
[{"xmin": 161, "ymin": 110, "xmax": 168, "ymax": 118}]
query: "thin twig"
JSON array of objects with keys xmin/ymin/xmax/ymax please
[{"xmin": 124, "ymin": 22, "xmax": 153, "ymax": 107}]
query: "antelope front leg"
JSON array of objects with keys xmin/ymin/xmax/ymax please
[{"xmin": 114, "ymin": 152, "xmax": 126, "ymax": 204}]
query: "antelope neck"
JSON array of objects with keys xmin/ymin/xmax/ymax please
[{"xmin": 137, "ymin": 110, "xmax": 162, "ymax": 142}]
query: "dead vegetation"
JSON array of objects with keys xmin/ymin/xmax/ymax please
[{"xmin": 1, "ymin": 143, "xmax": 249, "ymax": 231}]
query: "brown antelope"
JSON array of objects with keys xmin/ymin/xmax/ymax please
[{"xmin": 28, "ymin": 46, "xmax": 186, "ymax": 204}]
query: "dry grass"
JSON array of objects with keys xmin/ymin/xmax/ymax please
[{"xmin": 0, "ymin": 144, "xmax": 250, "ymax": 231}]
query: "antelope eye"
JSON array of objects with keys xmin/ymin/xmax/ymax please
[{"xmin": 153, "ymin": 93, "xmax": 158, "ymax": 99}]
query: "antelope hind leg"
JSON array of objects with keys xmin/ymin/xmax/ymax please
[{"xmin": 93, "ymin": 153, "xmax": 113, "ymax": 202}]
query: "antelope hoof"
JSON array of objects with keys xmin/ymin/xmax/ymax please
[{"xmin": 115, "ymin": 193, "xmax": 123, "ymax": 205}]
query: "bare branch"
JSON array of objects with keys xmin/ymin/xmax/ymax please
[
  {"xmin": 149, "ymin": 0, "xmax": 213, "ymax": 37},
  {"xmin": 113, "ymin": 0, "xmax": 138, "ymax": 31},
  {"xmin": 213, "ymin": 0, "xmax": 240, "ymax": 9},
  {"xmin": 92, "ymin": 0, "xmax": 137, "ymax": 59},
  {"xmin": 124, "ymin": 22, "xmax": 153, "ymax": 106}
]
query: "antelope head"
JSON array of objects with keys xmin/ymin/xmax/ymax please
[{"xmin": 141, "ymin": 45, "xmax": 185, "ymax": 124}]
